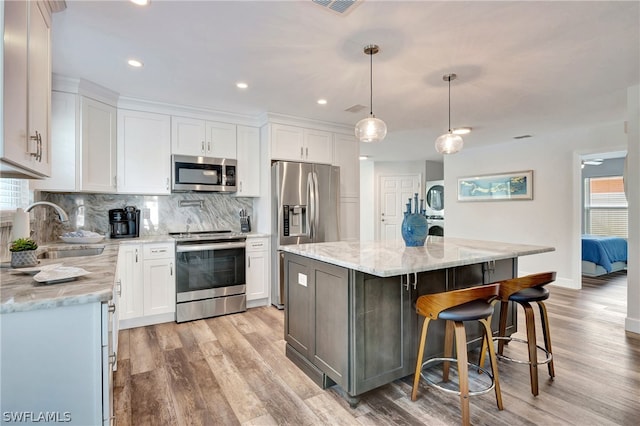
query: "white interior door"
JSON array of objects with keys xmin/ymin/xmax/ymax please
[{"xmin": 378, "ymin": 175, "xmax": 421, "ymax": 240}]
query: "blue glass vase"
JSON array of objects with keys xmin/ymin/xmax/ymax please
[{"xmin": 401, "ymin": 193, "xmax": 429, "ymax": 247}]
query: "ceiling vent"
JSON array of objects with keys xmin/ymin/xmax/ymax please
[
  {"xmin": 345, "ymin": 104, "xmax": 367, "ymax": 113},
  {"xmin": 312, "ymin": 0, "xmax": 361, "ymax": 15}
]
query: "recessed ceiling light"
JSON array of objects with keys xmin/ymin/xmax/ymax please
[
  {"xmin": 317, "ymin": 99, "xmax": 327, "ymax": 105},
  {"xmin": 127, "ymin": 59, "xmax": 143, "ymax": 68},
  {"xmin": 359, "ymin": 155, "xmax": 369, "ymax": 160},
  {"xmin": 452, "ymin": 127, "xmax": 471, "ymax": 135},
  {"xmin": 236, "ymin": 82, "xmax": 248, "ymax": 89},
  {"xmin": 130, "ymin": 0, "xmax": 150, "ymax": 6}
]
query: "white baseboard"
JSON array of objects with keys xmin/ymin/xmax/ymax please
[
  {"xmin": 625, "ymin": 317, "xmax": 640, "ymax": 335},
  {"xmin": 247, "ymin": 298, "xmax": 269, "ymax": 309},
  {"xmin": 119, "ymin": 312, "xmax": 176, "ymax": 330}
]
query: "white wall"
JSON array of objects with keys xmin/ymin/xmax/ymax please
[
  {"xmin": 625, "ymin": 85, "xmax": 639, "ymax": 334},
  {"xmin": 444, "ymin": 121, "xmax": 627, "ymax": 289},
  {"xmin": 359, "ymin": 160, "xmax": 375, "ymax": 241}
]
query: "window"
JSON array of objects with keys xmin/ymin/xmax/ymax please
[
  {"xmin": 0, "ymin": 178, "xmax": 31, "ymax": 213},
  {"xmin": 584, "ymin": 176, "xmax": 628, "ymax": 238}
]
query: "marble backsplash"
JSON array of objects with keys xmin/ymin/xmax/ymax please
[{"xmin": 1, "ymin": 192, "xmax": 253, "ymax": 260}]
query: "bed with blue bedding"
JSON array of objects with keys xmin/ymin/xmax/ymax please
[{"xmin": 582, "ymin": 234, "xmax": 628, "ymax": 277}]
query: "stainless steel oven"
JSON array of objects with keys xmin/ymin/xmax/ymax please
[{"xmin": 171, "ymin": 231, "xmax": 246, "ymax": 323}]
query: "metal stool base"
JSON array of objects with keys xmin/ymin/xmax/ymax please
[
  {"xmin": 494, "ymin": 336, "xmax": 553, "ymax": 366},
  {"xmin": 420, "ymin": 357, "xmax": 496, "ymax": 397}
]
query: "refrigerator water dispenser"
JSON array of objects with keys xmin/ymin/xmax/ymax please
[{"xmin": 283, "ymin": 205, "xmax": 307, "ymax": 236}]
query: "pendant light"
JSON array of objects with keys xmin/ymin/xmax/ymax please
[
  {"xmin": 355, "ymin": 44, "xmax": 387, "ymax": 143},
  {"xmin": 435, "ymin": 73, "xmax": 464, "ymax": 154}
]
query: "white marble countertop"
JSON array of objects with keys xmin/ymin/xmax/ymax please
[
  {"xmin": 280, "ymin": 236, "xmax": 554, "ymax": 277},
  {"xmin": 1, "ymin": 243, "xmax": 120, "ymax": 314}
]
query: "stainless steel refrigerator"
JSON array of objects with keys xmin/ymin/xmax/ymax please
[{"xmin": 271, "ymin": 161, "xmax": 340, "ymax": 308}]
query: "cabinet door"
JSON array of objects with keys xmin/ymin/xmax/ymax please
[
  {"xmin": 30, "ymin": 91, "xmax": 78, "ymax": 191},
  {"xmin": 284, "ymin": 254, "xmax": 313, "ymax": 358},
  {"xmin": 171, "ymin": 116, "xmax": 206, "ymax": 156},
  {"xmin": 235, "ymin": 125, "xmax": 260, "ymax": 196},
  {"xmin": 26, "ymin": 0, "xmax": 52, "ymax": 177},
  {"xmin": 270, "ymin": 124, "xmax": 303, "ymax": 161},
  {"xmin": 117, "ymin": 244, "xmax": 143, "ymax": 320},
  {"xmin": 304, "ymin": 129, "xmax": 333, "ymax": 164},
  {"xmin": 333, "ymin": 133, "xmax": 359, "ymax": 198},
  {"xmin": 117, "ymin": 109, "xmax": 171, "ymax": 194},
  {"xmin": 207, "ymin": 121, "xmax": 237, "ymax": 159},
  {"xmin": 2, "ymin": 0, "xmax": 30, "ymax": 171},
  {"xmin": 143, "ymin": 259, "xmax": 176, "ymax": 316},
  {"xmin": 246, "ymin": 238, "xmax": 269, "ymax": 301},
  {"xmin": 81, "ymin": 97, "xmax": 117, "ymax": 192}
]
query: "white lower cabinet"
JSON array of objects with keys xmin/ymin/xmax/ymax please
[
  {"xmin": 246, "ymin": 236, "xmax": 270, "ymax": 307},
  {"xmin": 0, "ymin": 296, "xmax": 117, "ymax": 425},
  {"xmin": 118, "ymin": 242, "xmax": 175, "ymax": 329}
]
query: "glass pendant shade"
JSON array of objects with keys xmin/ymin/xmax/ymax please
[
  {"xmin": 435, "ymin": 131, "xmax": 464, "ymax": 154},
  {"xmin": 355, "ymin": 115, "xmax": 387, "ymax": 143}
]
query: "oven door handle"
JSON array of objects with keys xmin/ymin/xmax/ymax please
[{"xmin": 176, "ymin": 241, "xmax": 246, "ymax": 252}]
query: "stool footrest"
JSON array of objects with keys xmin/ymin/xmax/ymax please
[
  {"xmin": 420, "ymin": 357, "xmax": 496, "ymax": 397},
  {"xmin": 494, "ymin": 336, "xmax": 553, "ymax": 366}
]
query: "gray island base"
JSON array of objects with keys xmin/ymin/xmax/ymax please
[{"xmin": 280, "ymin": 237, "xmax": 554, "ymax": 406}]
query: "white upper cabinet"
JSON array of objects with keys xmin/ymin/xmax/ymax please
[
  {"xmin": 235, "ymin": 125, "xmax": 261, "ymax": 197},
  {"xmin": 32, "ymin": 84, "xmax": 117, "ymax": 192},
  {"xmin": 171, "ymin": 116, "xmax": 237, "ymax": 159},
  {"xmin": 81, "ymin": 97, "xmax": 117, "ymax": 192},
  {"xmin": 207, "ymin": 121, "xmax": 237, "ymax": 158},
  {"xmin": 270, "ymin": 123, "xmax": 333, "ymax": 164},
  {"xmin": 117, "ymin": 109, "xmax": 171, "ymax": 194},
  {"xmin": 1, "ymin": 0, "xmax": 53, "ymax": 178}
]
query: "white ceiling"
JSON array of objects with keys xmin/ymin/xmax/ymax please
[{"xmin": 51, "ymin": 1, "xmax": 639, "ymax": 162}]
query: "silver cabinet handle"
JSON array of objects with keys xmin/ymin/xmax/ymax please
[
  {"xmin": 207, "ymin": 141, "xmax": 211, "ymax": 152},
  {"xmin": 108, "ymin": 302, "xmax": 116, "ymax": 313},
  {"xmin": 248, "ymin": 257, "xmax": 251, "ymax": 268},
  {"xmin": 170, "ymin": 262, "xmax": 173, "ymax": 276},
  {"xmin": 305, "ymin": 147, "xmax": 308, "ymax": 158},
  {"xmin": 166, "ymin": 177, "xmax": 170, "ymax": 190},
  {"xmin": 135, "ymin": 248, "xmax": 138, "ymax": 263},
  {"xmin": 151, "ymin": 248, "xmax": 167, "ymax": 254},
  {"xmin": 300, "ymin": 147, "xmax": 303, "ymax": 158},
  {"xmin": 201, "ymin": 141, "xmax": 205, "ymax": 153},
  {"xmin": 29, "ymin": 131, "xmax": 42, "ymax": 161},
  {"xmin": 109, "ymin": 352, "xmax": 117, "ymax": 369},
  {"xmin": 116, "ymin": 279, "xmax": 122, "ymax": 296},
  {"xmin": 239, "ymin": 182, "xmax": 243, "ymax": 192}
]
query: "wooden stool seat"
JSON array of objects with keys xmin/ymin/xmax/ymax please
[
  {"xmin": 480, "ymin": 272, "xmax": 556, "ymax": 397},
  {"xmin": 411, "ymin": 284, "xmax": 503, "ymax": 426}
]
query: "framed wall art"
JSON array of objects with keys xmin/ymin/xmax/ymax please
[{"xmin": 457, "ymin": 170, "xmax": 533, "ymax": 201}]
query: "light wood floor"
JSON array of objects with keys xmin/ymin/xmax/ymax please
[{"xmin": 114, "ymin": 271, "xmax": 639, "ymax": 425}]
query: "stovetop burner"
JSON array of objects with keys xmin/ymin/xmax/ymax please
[{"xmin": 169, "ymin": 229, "xmax": 245, "ymax": 242}]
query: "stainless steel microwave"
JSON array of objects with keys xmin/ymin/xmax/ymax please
[{"xmin": 171, "ymin": 155, "xmax": 237, "ymax": 192}]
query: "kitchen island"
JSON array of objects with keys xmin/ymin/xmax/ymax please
[
  {"xmin": 0, "ymin": 242, "xmax": 120, "ymax": 425},
  {"xmin": 279, "ymin": 236, "xmax": 554, "ymax": 406}
]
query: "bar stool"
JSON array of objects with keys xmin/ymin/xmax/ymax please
[
  {"xmin": 480, "ymin": 272, "xmax": 556, "ymax": 396},
  {"xmin": 411, "ymin": 284, "xmax": 503, "ymax": 426}
]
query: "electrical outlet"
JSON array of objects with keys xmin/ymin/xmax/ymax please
[{"xmin": 142, "ymin": 208, "xmax": 151, "ymax": 220}]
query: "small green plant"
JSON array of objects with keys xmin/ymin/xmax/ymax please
[{"xmin": 9, "ymin": 238, "xmax": 38, "ymax": 252}]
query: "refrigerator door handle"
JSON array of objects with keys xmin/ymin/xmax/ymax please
[
  {"xmin": 313, "ymin": 171, "xmax": 320, "ymax": 239},
  {"xmin": 307, "ymin": 172, "xmax": 315, "ymax": 239}
]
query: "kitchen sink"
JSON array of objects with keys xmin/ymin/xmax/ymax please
[{"xmin": 38, "ymin": 246, "xmax": 105, "ymax": 259}]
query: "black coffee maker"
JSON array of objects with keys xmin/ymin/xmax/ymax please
[{"xmin": 109, "ymin": 206, "xmax": 140, "ymax": 239}]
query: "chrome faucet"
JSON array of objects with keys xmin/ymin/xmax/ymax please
[{"xmin": 25, "ymin": 201, "xmax": 70, "ymax": 222}]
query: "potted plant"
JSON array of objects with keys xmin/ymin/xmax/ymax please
[{"xmin": 10, "ymin": 238, "xmax": 39, "ymax": 268}]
